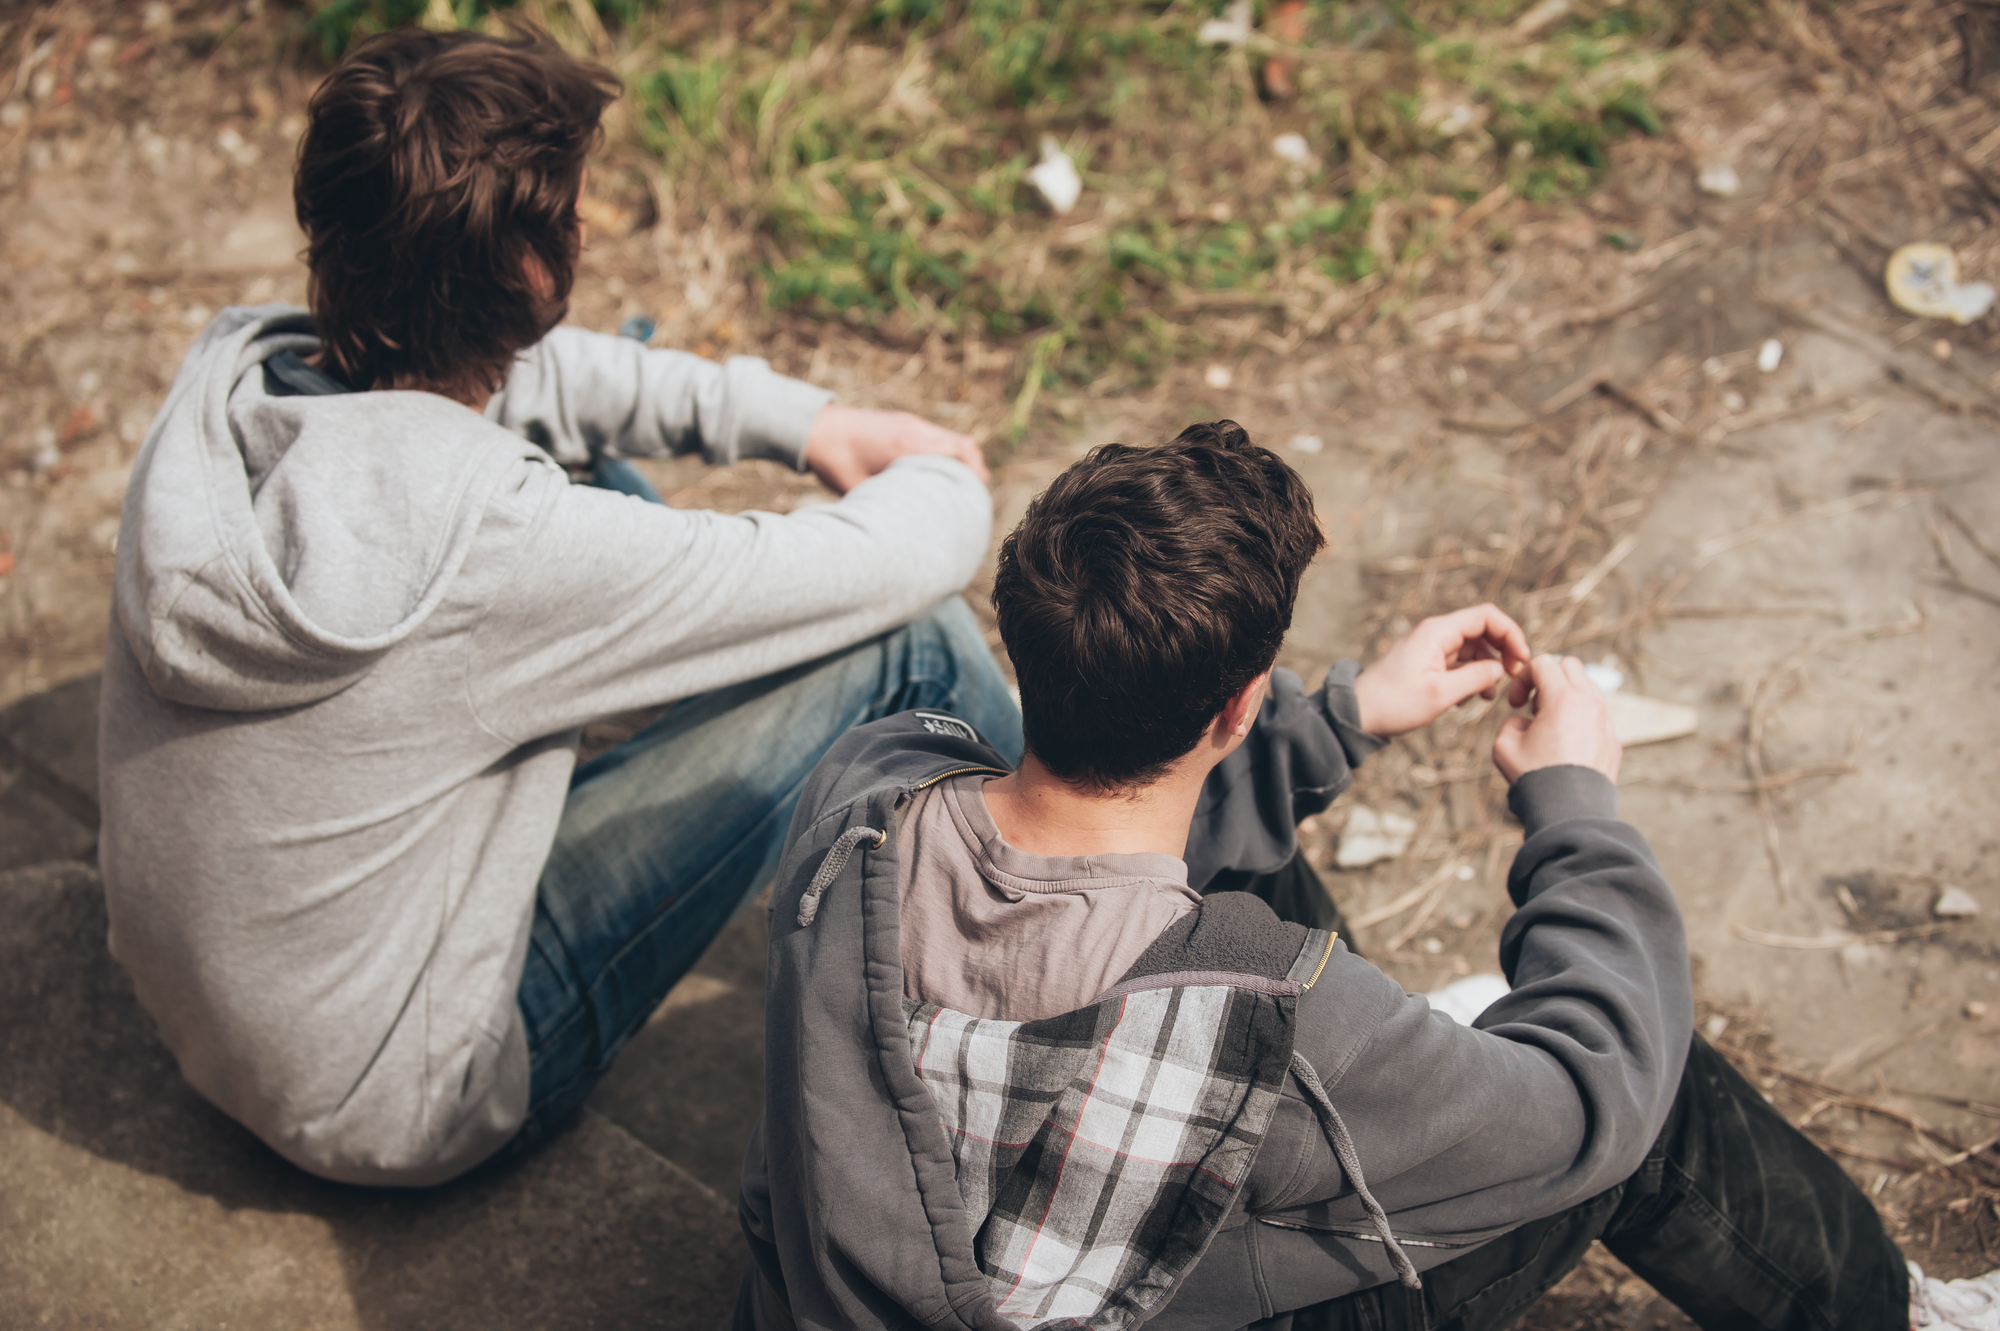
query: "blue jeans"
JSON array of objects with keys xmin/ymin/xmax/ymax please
[{"xmin": 510, "ymin": 593, "xmax": 1021, "ymax": 1148}]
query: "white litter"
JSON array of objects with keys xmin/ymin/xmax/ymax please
[
  {"xmin": 1426, "ymin": 973, "xmax": 1511, "ymax": 1026},
  {"xmin": 1605, "ymin": 693, "xmax": 1698, "ymax": 747},
  {"xmin": 1204, "ymin": 364, "xmax": 1234, "ymax": 389},
  {"xmin": 1935, "ymin": 886, "xmax": 1981, "ymax": 919},
  {"xmin": 1272, "ymin": 132, "xmax": 1313, "ymax": 167},
  {"xmin": 1335, "ymin": 806, "xmax": 1416, "ymax": 869},
  {"xmin": 1197, "ymin": 0, "xmax": 1253, "ymax": 46},
  {"xmin": 1026, "ymin": 136, "xmax": 1082, "ymax": 214},
  {"xmin": 1286, "ymin": 433, "xmax": 1325, "ymax": 455},
  {"xmin": 1757, "ymin": 338, "xmax": 1784, "ymax": 373},
  {"xmin": 1697, "ymin": 162, "xmax": 1741, "ymax": 197},
  {"xmin": 1886, "ymin": 242, "xmax": 1998, "ymax": 326},
  {"xmin": 1909, "ymin": 1260, "xmax": 2000, "ymax": 1331}
]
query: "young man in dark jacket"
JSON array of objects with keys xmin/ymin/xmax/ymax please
[{"xmin": 737, "ymin": 422, "xmax": 1911, "ymax": 1330}]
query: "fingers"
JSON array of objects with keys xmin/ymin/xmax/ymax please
[
  {"xmin": 893, "ymin": 415, "xmax": 990, "ymax": 484},
  {"xmin": 950, "ymin": 436, "xmax": 991, "ymax": 484},
  {"xmin": 1435, "ymin": 603, "xmax": 1530, "ymax": 666},
  {"xmin": 1508, "ymin": 671, "xmax": 1534, "ymax": 709},
  {"xmin": 1491, "ymin": 714, "xmax": 1531, "ymax": 781},
  {"xmin": 1524, "ymin": 652, "xmax": 1572, "ymax": 703},
  {"xmin": 1439, "ymin": 658, "xmax": 1507, "ymax": 710}
]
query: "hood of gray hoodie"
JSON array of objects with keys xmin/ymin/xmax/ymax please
[{"xmin": 115, "ymin": 304, "xmax": 506, "ymax": 712}]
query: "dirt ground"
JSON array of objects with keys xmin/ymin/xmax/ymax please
[{"xmin": 2, "ymin": 0, "xmax": 1996, "ymax": 1323}]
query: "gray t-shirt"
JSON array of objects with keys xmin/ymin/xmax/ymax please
[{"xmin": 897, "ymin": 775, "xmax": 1201, "ymax": 1021}]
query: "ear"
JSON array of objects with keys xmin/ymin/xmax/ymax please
[{"xmin": 1217, "ymin": 671, "xmax": 1270, "ymax": 741}]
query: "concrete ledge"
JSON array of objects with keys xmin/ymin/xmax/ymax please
[{"xmin": 0, "ymin": 860, "xmax": 745, "ymax": 1329}]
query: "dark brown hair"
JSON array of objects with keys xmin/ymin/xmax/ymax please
[
  {"xmin": 294, "ymin": 25, "xmax": 620, "ymax": 396},
  {"xmin": 992, "ymin": 421, "xmax": 1326, "ymax": 790}
]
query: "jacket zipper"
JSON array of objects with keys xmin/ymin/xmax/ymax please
[
  {"xmin": 1254, "ymin": 1217, "xmax": 1477, "ymax": 1249},
  {"xmin": 910, "ymin": 765, "xmax": 1010, "ymax": 792}
]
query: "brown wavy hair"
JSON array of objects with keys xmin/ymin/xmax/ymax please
[
  {"xmin": 993, "ymin": 421, "xmax": 1326, "ymax": 790},
  {"xmin": 294, "ymin": 25, "xmax": 619, "ymax": 398}
]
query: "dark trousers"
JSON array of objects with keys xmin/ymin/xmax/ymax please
[{"xmin": 1210, "ymin": 854, "xmax": 1910, "ymax": 1331}]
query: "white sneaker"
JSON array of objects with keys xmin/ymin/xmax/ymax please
[{"xmin": 1911, "ymin": 1261, "xmax": 2000, "ymax": 1330}]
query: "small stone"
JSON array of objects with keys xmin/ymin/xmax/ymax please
[
  {"xmin": 1204, "ymin": 364, "xmax": 1233, "ymax": 390},
  {"xmin": 1286, "ymin": 433, "xmax": 1323, "ymax": 454},
  {"xmin": 1933, "ymin": 338, "xmax": 1953, "ymax": 361},
  {"xmin": 1704, "ymin": 1014, "xmax": 1730, "ymax": 1039},
  {"xmin": 1934, "ymin": 885, "xmax": 1980, "ymax": 918},
  {"xmin": 1722, "ymin": 389, "xmax": 1746, "ymax": 412},
  {"xmin": 1966, "ymin": 1000, "xmax": 1988, "ymax": 1020},
  {"xmin": 1757, "ymin": 338, "xmax": 1784, "ymax": 373},
  {"xmin": 1335, "ymin": 806, "xmax": 1416, "ymax": 869}
]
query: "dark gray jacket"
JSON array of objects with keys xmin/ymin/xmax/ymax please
[{"xmin": 737, "ymin": 675, "xmax": 1691, "ymax": 1329}]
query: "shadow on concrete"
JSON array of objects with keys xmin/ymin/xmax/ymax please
[
  {"xmin": 589, "ymin": 901, "xmax": 770, "ymax": 1200},
  {"xmin": 0, "ymin": 857, "xmax": 743, "ymax": 1329}
]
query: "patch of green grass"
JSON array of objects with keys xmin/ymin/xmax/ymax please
[{"xmin": 304, "ymin": 0, "xmax": 1741, "ymax": 434}]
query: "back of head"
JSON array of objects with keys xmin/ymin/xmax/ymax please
[
  {"xmin": 993, "ymin": 421, "xmax": 1325, "ymax": 790},
  {"xmin": 294, "ymin": 25, "xmax": 619, "ymax": 396}
]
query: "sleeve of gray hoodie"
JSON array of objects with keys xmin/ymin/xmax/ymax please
[
  {"xmin": 460, "ymin": 451, "xmax": 992, "ymax": 742},
  {"xmin": 1245, "ymin": 767, "xmax": 1692, "ymax": 1257},
  {"xmin": 1182, "ymin": 659, "xmax": 1387, "ymax": 888},
  {"xmin": 487, "ymin": 325, "xmax": 833, "ymax": 470}
]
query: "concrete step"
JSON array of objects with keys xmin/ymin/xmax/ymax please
[
  {"xmin": 589, "ymin": 903, "xmax": 769, "ymax": 1202},
  {"xmin": 0, "ymin": 859, "xmax": 747, "ymax": 1329},
  {"xmin": 0, "ymin": 673, "xmax": 100, "ymax": 874}
]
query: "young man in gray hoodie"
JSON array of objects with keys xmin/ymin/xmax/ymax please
[
  {"xmin": 739, "ymin": 423, "xmax": 1909, "ymax": 1330},
  {"xmin": 97, "ymin": 26, "xmax": 1017, "ymax": 1186}
]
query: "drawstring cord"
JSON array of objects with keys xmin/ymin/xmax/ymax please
[
  {"xmin": 1288, "ymin": 1052, "xmax": 1424, "ymax": 1290},
  {"xmin": 796, "ymin": 825, "xmax": 886, "ymax": 927}
]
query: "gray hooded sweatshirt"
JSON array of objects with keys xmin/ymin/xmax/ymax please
[
  {"xmin": 739, "ymin": 705, "xmax": 1692, "ymax": 1329},
  {"xmin": 99, "ymin": 305, "xmax": 993, "ymax": 1185}
]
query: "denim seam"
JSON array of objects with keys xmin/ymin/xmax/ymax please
[
  {"xmin": 1657, "ymin": 1156, "xmax": 1832, "ymax": 1331},
  {"xmin": 527, "ymin": 786, "xmax": 806, "ymax": 1114}
]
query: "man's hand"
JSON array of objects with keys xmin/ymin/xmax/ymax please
[
  {"xmin": 1353, "ymin": 603, "xmax": 1532, "ymax": 737},
  {"xmin": 803, "ymin": 405, "xmax": 989, "ymax": 494},
  {"xmin": 1492, "ymin": 654, "xmax": 1622, "ymax": 783}
]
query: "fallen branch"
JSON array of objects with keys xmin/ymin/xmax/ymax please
[
  {"xmin": 1940, "ymin": 503, "xmax": 2000, "ymax": 573},
  {"xmin": 1384, "ymin": 862, "xmax": 1465, "ymax": 952},
  {"xmin": 1695, "ymin": 487, "xmax": 1915, "ymax": 566},
  {"xmin": 1349, "ymin": 858, "xmax": 1461, "ymax": 931},
  {"xmin": 1922, "ymin": 511, "xmax": 2000, "ymax": 609},
  {"xmin": 1741, "ymin": 613, "xmax": 1924, "ymax": 899},
  {"xmin": 1731, "ymin": 921, "xmax": 1961, "ymax": 949},
  {"xmin": 1625, "ymin": 761, "xmax": 1857, "ymax": 794},
  {"xmin": 1700, "ymin": 389, "xmax": 1859, "ymax": 445}
]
